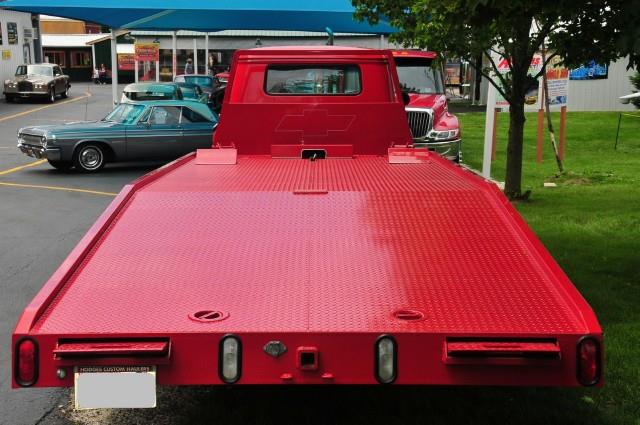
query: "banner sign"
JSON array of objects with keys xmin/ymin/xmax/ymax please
[
  {"xmin": 494, "ymin": 54, "xmax": 543, "ymax": 109},
  {"xmin": 493, "ymin": 53, "xmax": 568, "ymax": 109},
  {"xmin": 570, "ymin": 60, "xmax": 608, "ymax": 80},
  {"xmin": 545, "ymin": 56, "xmax": 569, "ymax": 106},
  {"xmin": 118, "ymin": 54, "xmax": 135, "ymax": 71},
  {"xmin": 7, "ymin": 23, "xmax": 18, "ymax": 45},
  {"xmin": 134, "ymin": 43, "xmax": 159, "ymax": 62}
]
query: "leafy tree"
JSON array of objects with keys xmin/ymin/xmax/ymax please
[
  {"xmin": 631, "ymin": 72, "xmax": 640, "ymax": 109},
  {"xmin": 353, "ymin": 0, "xmax": 639, "ymax": 199}
]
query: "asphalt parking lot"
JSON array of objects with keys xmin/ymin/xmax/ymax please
[{"xmin": 0, "ymin": 83, "xmax": 163, "ymax": 424}]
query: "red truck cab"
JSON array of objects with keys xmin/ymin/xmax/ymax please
[
  {"xmin": 392, "ymin": 50, "xmax": 461, "ymax": 162},
  {"xmin": 12, "ymin": 46, "xmax": 601, "ymax": 409}
]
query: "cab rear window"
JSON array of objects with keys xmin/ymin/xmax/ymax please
[{"xmin": 265, "ymin": 65, "xmax": 361, "ymax": 95}]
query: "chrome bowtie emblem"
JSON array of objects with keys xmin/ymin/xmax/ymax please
[{"xmin": 263, "ymin": 341, "xmax": 287, "ymax": 358}]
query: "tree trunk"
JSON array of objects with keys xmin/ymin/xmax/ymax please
[{"xmin": 504, "ymin": 100, "xmax": 526, "ymax": 199}]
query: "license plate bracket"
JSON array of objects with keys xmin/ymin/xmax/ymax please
[{"xmin": 74, "ymin": 365, "xmax": 156, "ymax": 409}]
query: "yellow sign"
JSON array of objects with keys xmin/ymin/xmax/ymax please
[
  {"xmin": 2, "ymin": 50, "xmax": 11, "ymax": 60},
  {"xmin": 134, "ymin": 43, "xmax": 159, "ymax": 62}
]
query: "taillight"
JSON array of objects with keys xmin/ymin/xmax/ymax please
[
  {"xmin": 375, "ymin": 335, "xmax": 397, "ymax": 384},
  {"xmin": 15, "ymin": 338, "xmax": 38, "ymax": 387},
  {"xmin": 577, "ymin": 337, "xmax": 601, "ymax": 386},
  {"xmin": 218, "ymin": 335, "xmax": 241, "ymax": 383}
]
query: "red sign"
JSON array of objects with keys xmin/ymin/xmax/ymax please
[
  {"xmin": 118, "ymin": 54, "xmax": 135, "ymax": 71},
  {"xmin": 134, "ymin": 43, "xmax": 159, "ymax": 62}
]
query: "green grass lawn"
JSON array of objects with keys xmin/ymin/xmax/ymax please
[{"xmin": 458, "ymin": 110, "xmax": 640, "ymax": 425}]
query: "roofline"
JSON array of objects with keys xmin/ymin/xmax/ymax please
[{"xmin": 391, "ymin": 50, "xmax": 438, "ymax": 59}]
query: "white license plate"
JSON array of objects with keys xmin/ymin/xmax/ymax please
[{"xmin": 74, "ymin": 366, "xmax": 156, "ymax": 409}]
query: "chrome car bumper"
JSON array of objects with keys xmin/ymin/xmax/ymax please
[
  {"xmin": 17, "ymin": 142, "xmax": 61, "ymax": 161},
  {"xmin": 414, "ymin": 138, "xmax": 461, "ymax": 161},
  {"xmin": 4, "ymin": 91, "xmax": 49, "ymax": 98}
]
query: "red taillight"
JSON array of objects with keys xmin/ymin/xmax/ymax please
[
  {"xmin": 15, "ymin": 338, "xmax": 38, "ymax": 386},
  {"xmin": 577, "ymin": 337, "xmax": 600, "ymax": 386}
]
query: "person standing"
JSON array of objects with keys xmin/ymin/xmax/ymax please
[
  {"xmin": 98, "ymin": 63, "xmax": 108, "ymax": 84},
  {"xmin": 185, "ymin": 58, "xmax": 194, "ymax": 74},
  {"xmin": 207, "ymin": 53, "xmax": 216, "ymax": 76}
]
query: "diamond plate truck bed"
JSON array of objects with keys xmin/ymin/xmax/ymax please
[{"xmin": 12, "ymin": 152, "xmax": 602, "ymax": 388}]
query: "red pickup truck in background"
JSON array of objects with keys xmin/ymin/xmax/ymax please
[
  {"xmin": 13, "ymin": 46, "xmax": 601, "ymax": 410},
  {"xmin": 392, "ymin": 50, "xmax": 461, "ymax": 162}
]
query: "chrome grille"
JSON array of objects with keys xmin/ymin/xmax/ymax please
[
  {"xmin": 406, "ymin": 109, "xmax": 432, "ymax": 140},
  {"xmin": 21, "ymin": 134, "xmax": 44, "ymax": 146},
  {"xmin": 18, "ymin": 81, "xmax": 33, "ymax": 91}
]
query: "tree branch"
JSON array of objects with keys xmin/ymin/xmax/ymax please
[
  {"xmin": 483, "ymin": 49, "xmax": 509, "ymax": 91},
  {"xmin": 468, "ymin": 56, "xmax": 510, "ymax": 102},
  {"xmin": 532, "ymin": 52, "xmax": 560, "ymax": 79}
]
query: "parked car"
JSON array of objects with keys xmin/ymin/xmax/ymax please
[
  {"xmin": 121, "ymin": 82, "xmax": 183, "ymax": 102},
  {"xmin": 174, "ymin": 74, "xmax": 221, "ymax": 93},
  {"xmin": 174, "ymin": 82, "xmax": 208, "ymax": 103},
  {"xmin": 17, "ymin": 100, "xmax": 218, "ymax": 172},
  {"xmin": 174, "ymin": 74, "xmax": 226, "ymax": 113},
  {"xmin": 3, "ymin": 63, "xmax": 70, "ymax": 103},
  {"xmin": 391, "ymin": 50, "xmax": 461, "ymax": 162},
  {"xmin": 215, "ymin": 71, "xmax": 230, "ymax": 83}
]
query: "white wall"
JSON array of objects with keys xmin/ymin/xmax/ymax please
[
  {"xmin": 0, "ymin": 10, "xmax": 35, "ymax": 84},
  {"xmin": 567, "ymin": 58, "xmax": 636, "ymax": 111}
]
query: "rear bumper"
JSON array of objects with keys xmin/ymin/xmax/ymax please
[
  {"xmin": 18, "ymin": 142, "xmax": 61, "ymax": 161},
  {"xmin": 13, "ymin": 331, "xmax": 602, "ymax": 388}
]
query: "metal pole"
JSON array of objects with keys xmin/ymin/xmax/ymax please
[
  {"xmin": 379, "ymin": 34, "xmax": 384, "ymax": 48},
  {"xmin": 172, "ymin": 31, "xmax": 177, "ymax": 78},
  {"xmin": 156, "ymin": 60, "xmax": 160, "ymax": 82},
  {"xmin": 134, "ymin": 60, "xmax": 139, "ymax": 83},
  {"xmin": 193, "ymin": 38, "xmax": 198, "ymax": 74},
  {"xmin": 615, "ymin": 113, "xmax": 622, "ymax": 150},
  {"xmin": 110, "ymin": 29, "xmax": 118, "ymax": 105},
  {"xmin": 205, "ymin": 33, "xmax": 209, "ymax": 75},
  {"xmin": 91, "ymin": 43, "xmax": 96, "ymax": 74}
]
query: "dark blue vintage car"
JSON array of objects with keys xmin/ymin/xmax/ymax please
[{"xmin": 17, "ymin": 100, "xmax": 218, "ymax": 172}]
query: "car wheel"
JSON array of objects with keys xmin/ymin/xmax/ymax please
[
  {"xmin": 61, "ymin": 85, "xmax": 69, "ymax": 98},
  {"xmin": 48, "ymin": 160, "xmax": 72, "ymax": 170},
  {"xmin": 48, "ymin": 88, "xmax": 56, "ymax": 103},
  {"xmin": 74, "ymin": 144, "xmax": 105, "ymax": 172}
]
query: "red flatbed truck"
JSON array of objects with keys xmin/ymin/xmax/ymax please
[{"xmin": 13, "ymin": 46, "xmax": 602, "ymax": 409}]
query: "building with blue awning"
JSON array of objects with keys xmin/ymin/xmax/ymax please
[{"xmin": 1, "ymin": 0, "xmax": 396, "ymax": 102}]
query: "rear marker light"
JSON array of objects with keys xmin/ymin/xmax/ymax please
[
  {"xmin": 219, "ymin": 335, "xmax": 241, "ymax": 383},
  {"xmin": 577, "ymin": 337, "xmax": 601, "ymax": 386},
  {"xmin": 375, "ymin": 335, "xmax": 397, "ymax": 384},
  {"xmin": 15, "ymin": 338, "xmax": 38, "ymax": 387}
]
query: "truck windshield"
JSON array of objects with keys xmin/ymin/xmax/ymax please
[
  {"xmin": 103, "ymin": 103, "xmax": 146, "ymax": 124},
  {"xmin": 395, "ymin": 58, "xmax": 444, "ymax": 94},
  {"xmin": 15, "ymin": 65, "xmax": 53, "ymax": 77}
]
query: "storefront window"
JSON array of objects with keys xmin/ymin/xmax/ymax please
[
  {"xmin": 71, "ymin": 51, "xmax": 91, "ymax": 68},
  {"xmin": 45, "ymin": 50, "xmax": 66, "ymax": 68}
]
